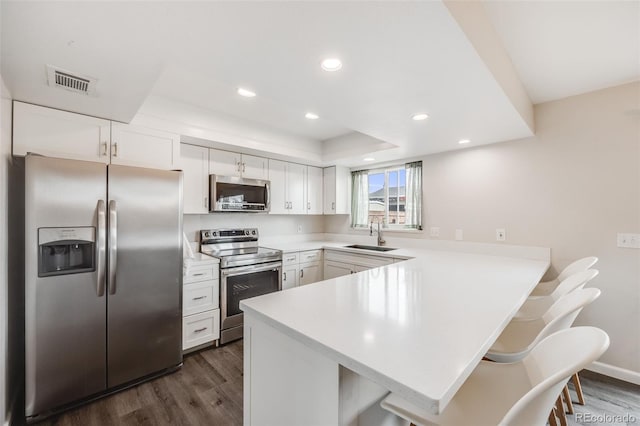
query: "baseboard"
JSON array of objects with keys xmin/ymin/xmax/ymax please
[{"xmin": 587, "ymin": 361, "xmax": 640, "ymax": 385}]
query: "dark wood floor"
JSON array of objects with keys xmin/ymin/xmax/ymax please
[
  {"xmin": 28, "ymin": 341, "xmax": 640, "ymax": 425},
  {"xmin": 39, "ymin": 341, "xmax": 243, "ymax": 426}
]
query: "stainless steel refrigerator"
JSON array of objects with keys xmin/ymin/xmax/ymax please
[{"xmin": 24, "ymin": 154, "xmax": 183, "ymax": 420}]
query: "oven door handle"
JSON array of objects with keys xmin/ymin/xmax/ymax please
[{"xmin": 221, "ymin": 261, "xmax": 282, "ymax": 277}]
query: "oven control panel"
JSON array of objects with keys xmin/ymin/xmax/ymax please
[{"xmin": 201, "ymin": 228, "xmax": 258, "ymax": 244}]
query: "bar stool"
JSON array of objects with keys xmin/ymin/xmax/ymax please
[
  {"xmin": 531, "ymin": 256, "xmax": 597, "ymax": 297},
  {"xmin": 380, "ymin": 327, "xmax": 609, "ymax": 426},
  {"xmin": 515, "ymin": 269, "xmax": 598, "ymax": 320}
]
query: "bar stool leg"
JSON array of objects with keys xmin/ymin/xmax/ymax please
[
  {"xmin": 562, "ymin": 384, "xmax": 574, "ymax": 414},
  {"xmin": 549, "ymin": 408, "xmax": 559, "ymax": 426},
  {"xmin": 555, "ymin": 396, "xmax": 568, "ymax": 426},
  {"xmin": 572, "ymin": 373, "xmax": 586, "ymax": 405}
]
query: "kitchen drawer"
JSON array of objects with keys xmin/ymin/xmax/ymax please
[
  {"xmin": 282, "ymin": 252, "xmax": 299, "ymax": 266},
  {"xmin": 183, "ymin": 280, "xmax": 219, "ymax": 316},
  {"xmin": 183, "ymin": 309, "xmax": 220, "ymax": 350},
  {"xmin": 299, "ymin": 250, "xmax": 322, "ymax": 263},
  {"xmin": 184, "ymin": 264, "xmax": 218, "ymax": 284}
]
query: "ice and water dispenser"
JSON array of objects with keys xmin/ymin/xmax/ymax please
[{"xmin": 38, "ymin": 227, "xmax": 96, "ymax": 277}]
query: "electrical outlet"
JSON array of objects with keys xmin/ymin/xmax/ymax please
[
  {"xmin": 430, "ymin": 227, "xmax": 440, "ymax": 238},
  {"xmin": 496, "ymin": 228, "xmax": 506, "ymax": 242},
  {"xmin": 617, "ymin": 233, "xmax": 640, "ymax": 248},
  {"xmin": 297, "ymin": 224, "xmax": 303, "ymax": 234},
  {"xmin": 455, "ymin": 229, "xmax": 463, "ymax": 241}
]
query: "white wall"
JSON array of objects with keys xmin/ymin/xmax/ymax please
[
  {"xmin": 1, "ymin": 76, "xmax": 12, "ymax": 424},
  {"xmin": 326, "ymin": 82, "xmax": 640, "ymax": 377},
  {"xmin": 184, "ymin": 213, "xmax": 325, "ymax": 243}
]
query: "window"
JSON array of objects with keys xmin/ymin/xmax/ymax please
[{"xmin": 351, "ymin": 161, "xmax": 422, "ymax": 230}]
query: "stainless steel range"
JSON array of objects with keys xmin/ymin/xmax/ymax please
[{"xmin": 200, "ymin": 228, "xmax": 282, "ymax": 344}]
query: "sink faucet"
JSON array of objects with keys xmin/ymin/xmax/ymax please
[{"xmin": 370, "ymin": 218, "xmax": 386, "ymax": 246}]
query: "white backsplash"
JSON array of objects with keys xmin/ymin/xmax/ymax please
[{"xmin": 183, "ymin": 213, "xmax": 325, "ymax": 243}]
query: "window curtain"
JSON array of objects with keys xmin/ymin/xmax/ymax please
[
  {"xmin": 350, "ymin": 170, "xmax": 369, "ymax": 228},
  {"xmin": 405, "ymin": 161, "xmax": 423, "ymax": 230}
]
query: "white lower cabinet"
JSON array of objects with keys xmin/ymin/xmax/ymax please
[
  {"xmin": 183, "ymin": 256, "xmax": 220, "ymax": 352},
  {"xmin": 323, "ymin": 249, "xmax": 396, "ymax": 277},
  {"xmin": 299, "ymin": 262, "xmax": 322, "ymax": 286},
  {"xmin": 324, "ymin": 260, "xmax": 354, "ymax": 279},
  {"xmin": 281, "ymin": 250, "xmax": 323, "ymax": 288}
]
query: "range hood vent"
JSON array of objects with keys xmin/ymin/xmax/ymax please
[{"xmin": 46, "ymin": 65, "xmax": 97, "ymax": 95}]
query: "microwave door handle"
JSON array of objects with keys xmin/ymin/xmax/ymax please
[
  {"xmin": 96, "ymin": 200, "xmax": 106, "ymax": 297},
  {"xmin": 265, "ymin": 184, "xmax": 270, "ymax": 210},
  {"xmin": 108, "ymin": 200, "xmax": 117, "ymax": 295}
]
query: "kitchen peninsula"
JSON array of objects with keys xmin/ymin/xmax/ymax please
[{"xmin": 241, "ymin": 247, "xmax": 549, "ymax": 425}]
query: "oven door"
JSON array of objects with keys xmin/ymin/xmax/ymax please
[{"xmin": 220, "ymin": 261, "xmax": 282, "ymax": 330}]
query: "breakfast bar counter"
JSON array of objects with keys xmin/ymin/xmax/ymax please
[{"xmin": 240, "ymin": 249, "xmax": 549, "ymax": 425}]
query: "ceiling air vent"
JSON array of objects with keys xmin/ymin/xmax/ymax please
[{"xmin": 46, "ymin": 65, "xmax": 97, "ymax": 96}]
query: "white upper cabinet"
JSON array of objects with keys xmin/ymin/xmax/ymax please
[
  {"xmin": 323, "ymin": 166, "xmax": 351, "ymax": 215},
  {"xmin": 209, "ymin": 149, "xmax": 268, "ymax": 180},
  {"xmin": 306, "ymin": 166, "xmax": 323, "ymax": 215},
  {"xmin": 13, "ymin": 102, "xmax": 180, "ymax": 170},
  {"xmin": 110, "ymin": 123, "xmax": 180, "ymax": 170},
  {"xmin": 268, "ymin": 159, "xmax": 306, "ymax": 215},
  {"xmin": 13, "ymin": 101, "xmax": 111, "ymax": 163},
  {"xmin": 288, "ymin": 162, "xmax": 306, "ymax": 214},
  {"xmin": 180, "ymin": 144, "xmax": 209, "ymax": 214},
  {"xmin": 209, "ymin": 149, "xmax": 241, "ymax": 177},
  {"xmin": 242, "ymin": 154, "xmax": 269, "ymax": 180}
]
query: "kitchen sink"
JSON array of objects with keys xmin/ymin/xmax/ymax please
[{"xmin": 344, "ymin": 244, "xmax": 398, "ymax": 252}]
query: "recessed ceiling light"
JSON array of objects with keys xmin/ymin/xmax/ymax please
[
  {"xmin": 305, "ymin": 112, "xmax": 319, "ymax": 120},
  {"xmin": 321, "ymin": 58, "xmax": 342, "ymax": 72},
  {"xmin": 237, "ymin": 87, "xmax": 256, "ymax": 98},
  {"xmin": 412, "ymin": 113, "xmax": 429, "ymax": 121},
  {"xmin": 458, "ymin": 139, "xmax": 471, "ymax": 144},
  {"xmin": 363, "ymin": 157, "xmax": 375, "ymax": 162}
]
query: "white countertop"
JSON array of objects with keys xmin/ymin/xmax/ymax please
[
  {"xmin": 261, "ymin": 240, "xmax": 415, "ymax": 259},
  {"xmin": 240, "ymin": 249, "xmax": 548, "ymax": 414}
]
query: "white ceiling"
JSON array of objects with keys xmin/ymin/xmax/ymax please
[
  {"xmin": 1, "ymin": 1, "xmax": 637, "ymax": 166},
  {"xmin": 484, "ymin": 0, "xmax": 640, "ymax": 104}
]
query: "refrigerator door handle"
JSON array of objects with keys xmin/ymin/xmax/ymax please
[
  {"xmin": 96, "ymin": 200, "xmax": 107, "ymax": 297},
  {"xmin": 108, "ymin": 200, "xmax": 118, "ymax": 295}
]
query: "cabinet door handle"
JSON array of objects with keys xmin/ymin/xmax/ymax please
[
  {"xmin": 308, "ymin": 202, "xmax": 311, "ymax": 210},
  {"xmin": 112, "ymin": 142, "xmax": 118, "ymax": 157},
  {"xmin": 283, "ymin": 272, "xmax": 287, "ymax": 281},
  {"xmin": 300, "ymin": 269, "xmax": 304, "ymax": 278},
  {"xmin": 101, "ymin": 142, "xmax": 108, "ymax": 157},
  {"xmin": 242, "ymin": 162, "xmax": 246, "ymax": 173},
  {"xmin": 194, "ymin": 327, "xmax": 208, "ymax": 333},
  {"xmin": 332, "ymin": 202, "xmax": 335, "ymax": 210},
  {"xmin": 192, "ymin": 296, "xmax": 207, "ymax": 300},
  {"xmin": 237, "ymin": 161, "xmax": 242, "ymax": 173},
  {"xmin": 204, "ymin": 197, "xmax": 208, "ymax": 208}
]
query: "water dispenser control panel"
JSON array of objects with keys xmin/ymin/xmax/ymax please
[{"xmin": 38, "ymin": 227, "xmax": 96, "ymax": 277}]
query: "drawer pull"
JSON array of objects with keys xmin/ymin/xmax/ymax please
[
  {"xmin": 194, "ymin": 327, "xmax": 208, "ymax": 333},
  {"xmin": 192, "ymin": 295, "xmax": 207, "ymax": 300},
  {"xmin": 306, "ymin": 255, "xmax": 315, "ymax": 258},
  {"xmin": 286, "ymin": 257, "xmax": 296, "ymax": 262},
  {"xmin": 192, "ymin": 273, "xmax": 205, "ymax": 277}
]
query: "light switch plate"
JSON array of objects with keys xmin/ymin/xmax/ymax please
[
  {"xmin": 496, "ymin": 228, "xmax": 506, "ymax": 242},
  {"xmin": 430, "ymin": 227, "xmax": 440, "ymax": 238}
]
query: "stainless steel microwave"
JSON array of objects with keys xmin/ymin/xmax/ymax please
[{"xmin": 209, "ymin": 175, "xmax": 270, "ymax": 212}]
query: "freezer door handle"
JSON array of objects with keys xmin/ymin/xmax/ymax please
[
  {"xmin": 108, "ymin": 200, "xmax": 118, "ymax": 295},
  {"xmin": 96, "ymin": 200, "xmax": 106, "ymax": 297}
]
